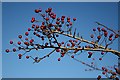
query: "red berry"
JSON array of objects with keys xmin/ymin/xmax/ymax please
[
  {"xmin": 57, "ymin": 17, "xmax": 60, "ymax": 21},
  {"xmin": 31, "ymin": 17, "xmax": 35, "ymax": 23},
  {"xmin": 35, "ymin": 9, "xmax": 40, "ymax": 13},
  {"xmin": 18, "ymin": 35, "xmax": 22, "ymax": 39},
  {"xmin": 36, "ymin": 25, "xmax": 39, "ymax": 29},
  {"xmin": 101, "ymin": 52, "xmax": 104, "ymax": 55},
  {"xmin": 58, "ymin": 58, "xmax": 61, "ymax": 61},
  {"xmin": 99, "ymin": 58, "xmax": 102, "ymax": 60},
  {"xmin": 45, "ymin": 9, "xmax": 48, "ymax": 13},
  {"xmin": 67, "ymin": 20, "xmax": 70, "ymax": 23},
  {"xmin": 90, "ymin": 34, "xmax": 94, "ymax": 38},
  {"xmin": 61, "ymin": 53, "xmax": 65, "ymax": 57},
  {"xmin": 69, "ymin": 22, "xmax": 72, "ymax": 26},
  {"xmin": 101, "ymin": 28, "xmax": 105, "ymax": 31},
  {"xmin": 71, "ymin": 55, "xmax": 74, "ymax": 58},
  {"xmin": 57, "ymin": 28, "xmax": 61, "ymax": 31},
  {"xmin": 56, "ymin": 21, "xmax": 60, "ymax": 24},
  {"xmin": 69, "ymin": 40, "xmax": 72, "ymax": 42},
  {"xmin": 102, "ymin": 72, "xmax": 106, "ymax": 75},
  {"xmin": 73, "ymin": 18, "xmax": 76, "ymax": 21},
  {"xmin": 109, "ymin": 33, "xmax": 113, "ymax": 38},
  {"xmin": 67, "ymin": 17, "xmax": 70, "ymax": 20},
  {"xmin": 61, "ymin": 42, "xmax": 64, "ymax": 44},
  {"xmin": 104, "ymin": 31, "xmax": 108, "ymax": 37},
  {"xmin": 18, "ymin": 54, "xmax": 22, "ymax": 57},
  {"xmin": 17, "ymin": 41, "xmax": 21, "ymax": 45},
  {"xmin": 46, "ymin": 17, "xmax": 49, "ymax": 21},
  {"xmin": 62, "ymin": 16, "xmax": 65, "ymax": 18},
  {"xmin": 25, "ymin": 38, "xmax": 28, "ymax": 40},
  {"xmin": 71, "ymin": 42, "xmax": 75, "ymax": 47},
  {"xmin": 97, "ymin": 27, "xmax": 100, "ymax": 32},
  {"xmin": 102, "ymin": 67, "xmax": 105, "ymax": 70},
  {"xmin": 30, "ymin": 39, "xmax": 34, "ymax": 43},
  {"xmin": 56, "ymin": 49, "xmax": 60, "ymax": 52},
  {"xmin": 25, "ymin": 32, "xmax": 29, "ymax": 36},
  {"xmin": 24, "ymin": 42, "xmax": 29, "ymax": 46},
  {"xmin": 93, "ymin": 28, "xmax": 96, "ymax": 31},
  {"xmin": 88, "ymin": 52, "xmax": 92, "ymax": 55},
  {"xmin": 67, "ymin": 43, "xmax": 70, "ymax": 46},
  {"xmin": 10, "ymin": 40, "xmax": 13, "ymax": 44},
  {"xmin": 6, "ymin": 49, "xmax": 10, "ymax": 53},
  {"xmin": 52, "ymin": 15, "xmax": 56, "ymax": 19},
  {"xmin": 97, "ymin": 36, "xmax": 101, "ymax": 40},
  {"xmin": 26, "ymin": 56, "xmax": 29, "ymax": 59},
  {"xmin": 109, "ymin": 37, "xmax": 112, "ymax": 41},
  {"xmin": 42, "ymin": 22, "xmax": 45, "ymax": 25},
  {"xmin": 97, "ymin": 75, "xmax": 101, "ymax": 80},
  {"xmin": 115, "ymin": 34, "xmax": 119, "ymax": 38},
  {"xmin": 58, "ymin": 43, "xmax": 61, "ymax": 47},
  {"xmin": 32, "ymin": 24, "xmax": 35, "ymax": 28},
  {"xmin": 48, "ymin": 8, "xmax": 52, "ymax": 12},
  {"xmin": 13, "ymin": 48, "xmax": 16, "ymax": 52},
  {"xmin": 18, "ymin": 54, "xmax": 22, "ymax": 59},
  {"xmin": 28, "ymin": 28, "xmax": 31, "ymax": 31}
]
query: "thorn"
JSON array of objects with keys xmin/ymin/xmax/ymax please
[
  {"xmin": 73, "ymin": 28, "xmax": 76, "ymax": 38},
  {"xmin": 77, "ymin": 33, "xmax": 79, "ymax": 37}
]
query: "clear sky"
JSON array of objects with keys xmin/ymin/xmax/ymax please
[{"xmin": 2, "ymin": 2, "xmax": 119, "ymax": 78}]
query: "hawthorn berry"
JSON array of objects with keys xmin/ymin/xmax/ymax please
[
  {"xmin": 35, "ymin": 9, "xmax": 40, "ymax": 13},
  {"xmin": 45, "ymin": 9, "xmax": 48, "ymax": 13},
  {"xmin": 97, "ymin": 27, "xmax": 100, "ymax": 32},
  {"xmin": 97, "ymin": 75, "xmax": 101, "ymax": 80},
  {"xmin": 58, "ymin": 58, "xmax": 61, "ymax": 61},
  {"xmin": 57, "ymin": 28, "xmax": 61, "ymax": 31},
  {"xmin": 102, "ymin": 72, "xmax": 106, "ymax": 75},
  {"xmin": 57, "ymin": 17, "xmax": 60, "ymax": 21},
  {"xmin": 26, "ymin": 56, "xmax": 29, "ymax": 59},
  {"xmin": 101, "ymin": 28, "xmax": 105, "ymax": 31},
  {"xmin": 18, "ymin": 35, "xmax": 22, "ymax": 39},
  {"xmin": 18, "ymin": 54, "xmax": 22, "ymax": 59},
  {"xmin": 73, "ymin": 18, "xmax": 76, "ymax": 21},
  {"xmin": 25, "ymin": 38, "xmax": 28, "ymax": 40},
  {"xmin": 109, "ymin": 33, "xmax": 113, "ymax": 38},
  {"xmin": 58, "ymin": 43, "xmax": 61, "ymax": 47},
  {"xmin": 97, "ymin": 36, "xmax": 101, "ymax": 40},
  {"xmin": 13, "ymin": 48, "xmax": 16, "ymax": 52},
  {"xmin": 25, "ymin": 32, "xmax": 29, "ymax": 36},
  {"xmin": 71, "ymin": 55, "xmax": 74, "ymax": 58},
  {"xmin": 115, "ymin": 34, "xmax": 119, "ymax": 38},
  {"xmin": 17, "ymin": 41, "xmax": 21, "ymax": 45},
  {"xmin": 61, "ymin": 42, "xmax": 64, "ymax": 44},
  {"xmin": 56, "ymin": 21, "xmax": 60, "ymax": 25},
  {"xmin": 104, "ymin": 31, "xmax": 108, "ymax": 37},
  {"xmin": 101, "ymin": 52, "xmax": 104, "ymax": 55},
  {"xmin": 62, "ymin": 16, "xmax": 65, "ymax": 18},
  {"xmin": 10, "ymin": 40, "xmax": 13, "ymax": 44},
  {"xmin": 28, "ymin": 28, "xmax": 31, "ymax": 31},
  {"xmin": 31, "ymin": 17, "xmax": 35, "ymax": 23},
  {"xmin": 67, "ymin": 43, "xmax": 70, "ymax": 46},
  {"xmin": 24, "ymin": 42, "xmax": 29, "ymax": 46},
  {"xmin": 93, "ymin": 28, "xmax": 96, "ymax": 31},
  {"xmin": 90, "ymin": 34, "xmax": 94, "ymax": 38},
  {"xmin": 109, "ymin": 37, "xmax": 112, "ymax": 41},
  {"xmin": 99, "ymin": 58, "xmax": 102, "ymax": 60},
  {"xmin": 56, "ymin": 49, "xmax": 60, "ymax": 52},
  {"xmin": 46, "ymin": 17, "xmax": 49, "ymax": 21},
  {"xmin": 102, "ymin": 67, "xmax": 105, "ymax": 70},
  {"xmin": 48, "ymin": 8, "xmax": 52, "ymax": 12},
  {"xmin": 69, "ymin": 22, "xmax": 72, "ymax": 26},
  {"xmin": 6, "ymin": 49, "xmax": 10, "ymax": 53}
]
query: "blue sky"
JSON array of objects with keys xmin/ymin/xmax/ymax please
[{"xmin": 2, "ymin": 2, "xmax": 119, "ymax": 78}]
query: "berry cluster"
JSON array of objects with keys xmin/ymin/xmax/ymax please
[{"xmin": 5, "ymin": 7, "xmax": 120, "ymax": 79}]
